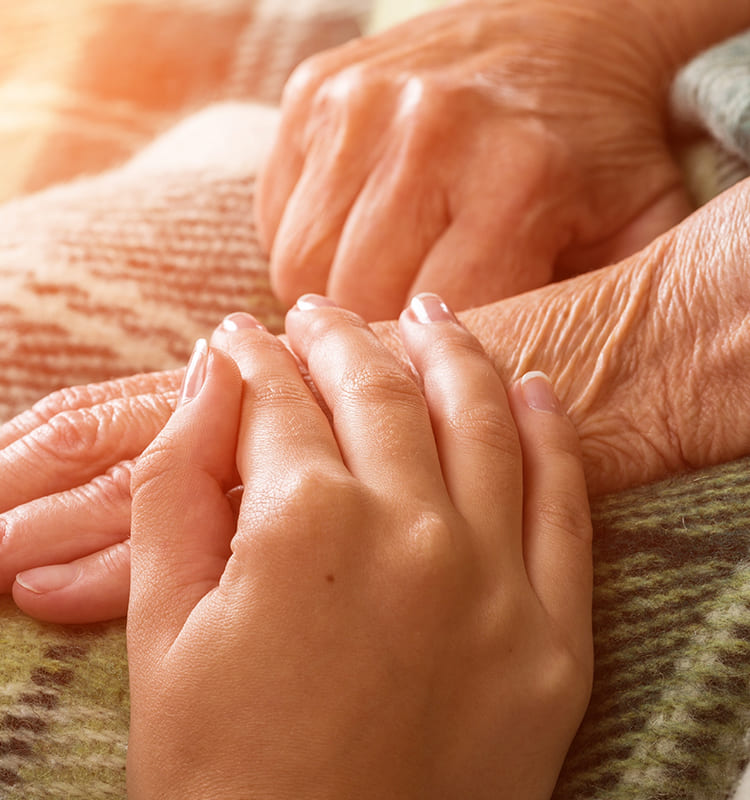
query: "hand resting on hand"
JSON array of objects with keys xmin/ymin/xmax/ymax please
[{"xmin": 126, "ymin": 294, "xmax": 593, "ymax": 800}]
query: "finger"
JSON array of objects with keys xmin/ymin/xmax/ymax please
[
  {"xmin": 13, "ymin": 541, "xmax": 131, "ymax": 624},
  {"xmin": 129, "ymin": 342, "xmax": 242, "ymax": 647},
  {"xmin": 410, "ymin": 126, "xmax": 573, "ymax": 308},
  {"xmin": 508, "ymin": 371, "xmax": 593, "ymax": 652},
  {"xmin": 0, "ymin": 391, "xmax": 176, "ymax": 513},
  {"xmin": 327, "ymin": 136, "xmax": 449, "ymax": 321},
  {"xmin": 284, "ymin": 297, "xmax": 444, "ymax": 494},
  {"xmin": 0, "ymin": 370, "xmax": 181, "ymax": 450},
  {"xmin": 555, "ymin": 178, "xmax": 693, "ymax": 279},
  {"xmin": 255, "ymin": 122, "xmax": 304, "ymax": 255},
  {"xmin": 268, "ymin": 99, "xmax": 391, "ymax": 308},
  {"xmin": 209, "ymin": 314, "xmax": 345, "ymax": 504},
  {"xmin": 397, "ymin": 293, "xmax": 523, "ymax": 561},
  {"xmin": 256, "ymin": 25, "xmax": 430, "ymax": 251},
  {"xmin": 0, "ymin": 461, "xmax": 132, "ymax": 592},
  {"xmin": 256, "ymin": 39, "xmax": 393, "ymax": 250}
]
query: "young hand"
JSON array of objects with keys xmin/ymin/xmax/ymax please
[{"xmin": 126, "ymin": 294, "xmax": 593, "ymax": 799}]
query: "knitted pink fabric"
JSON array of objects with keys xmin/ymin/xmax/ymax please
[{"xmin": 0, "ymin": 0, "xmax": 368, "ymax": 423}]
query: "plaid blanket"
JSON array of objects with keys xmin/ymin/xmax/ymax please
[{"xmin": 0, "ymin": 2, "xmax": 749, "ymax": 798}]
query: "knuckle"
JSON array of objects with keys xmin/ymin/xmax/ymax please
[
  {"xmin": 99, "ymin": 541, "xmax": 131, "ymax": 578},
  {"xmin": 130, "ymin": 443, "xmax": 180, "ymax": 499},
  {"xmin": 315, "ymin": 64, "xmax": 370, "ymax": 108},
  {"xmin": 338, "ymin": 362, "xmax": 420, "ymax": 407},
  {"xmin": 383, "ymin": 510, "xmax": 467, "ymax": 620},
  {"xmin": 304, "ymin": 308, "xmax": 368, "ymax": 343},
  {"xmin": 537, "ymin": 488, "xmax": 592, "ymax": 544},
  {"xmin": 396, "ymin": 75, "xmax": 443, "ymax": 125},
  {"xmin": 446, "ymin": 399, "xmax": 519, "ymax": 455},
  {"xmin": 238, "ymin": 469, "xmax": 361, "ymax": 559},
  {"xmin": 0, "ymin": 511, "xmax": 19, "ymax": 551},
  {"xmin": 32, "ymin": 408, "xmax": 103, "ymax": 464},
  {"xmin": 226, "ymin": 334, "xmax": 307, "ymax": 399},
  {"xmin": 31, "ymin": 383, "xmax": 95, "ymax": 421},
  {"xmin": 530, "ymin": 422, "xmax": 585, "ymax": 469},
  {"xmin": 426, "ymin": 327, "xmax": 492, "ymax": 373},
  {"xmin": 403, "ymin": 511, "xmax": 456, "ymax": 577},
  {"xmin": 302, "ymin": 312, "xmax": 412, "ymax": 394},
  {"xmin": 396, "ymin": 77, "xmax": 456, "ymax": 147},
  {"xmin": 234, "ymin": 331, "xmax": 290, "ymax": 370},
  {"xmin": 532, "ymin": 643, "xmax": 593, "ymax": 722},
  {"xmin": 86, "ymin": 461, "xmax": 134, "ymax": 509},
  {"xmin": 284, "ymin": 469, "xmax": 360, "ymax": 520},
  {"xmin": 282, "ymin": 54, "xmax": 330, "ymax": 107},
  {"xmin": 242, "ymin": 370, "xmax": 312, "ymax": 415}
]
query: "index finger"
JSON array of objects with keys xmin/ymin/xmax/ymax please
[{"xmin": 209, "ymin": 316, "xmax": 347, "ymax": 521}]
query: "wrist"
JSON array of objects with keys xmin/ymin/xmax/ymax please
[
  {"xmin": 453, "ymin": 262, "xmax": 674, "ymax": 496},
  {"xmin": 427, "ymin": 180, "xmax": 750, "ymax": 497}
]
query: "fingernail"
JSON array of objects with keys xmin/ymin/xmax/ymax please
[
  {"xmin": 178, "ymin": 338, "xmax": 208, "ymax": 407},
  {"xmin": 220, "ymin": 312, "xmax": 266, "ymax": 332},
  {"xmin": 295, "ymin": 294, "xmax": 338, "ymax": 311},
  {"xmin": 408, "ymin": 293, "xmax": 458, "ymax": 324},
  {"xmin": 16, "ymin": 563, "xmax": 81, "ymax": 594},
  {"xmin": 520, "ymin": 371, "xmax": 563, "ymax": 414}
]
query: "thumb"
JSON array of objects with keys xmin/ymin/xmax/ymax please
[
  {"xmin": 556, "ymin": 180, "xmax": 693, "ymax": 279},
  {"xmin": 410, "ymin": 210, "xmax": 556, "ymax": 309},
  {"xmin": 129, "ymin": 340, "xmax": 242, "ymax": 652},
  {"xmin": 508, "ymin": 371, "xmax": 593, "ymax": 660}
]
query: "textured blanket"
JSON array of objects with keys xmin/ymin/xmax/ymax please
[{"xmin": 0, "ymin": 2, "xmax": 748, "ymax": 798}]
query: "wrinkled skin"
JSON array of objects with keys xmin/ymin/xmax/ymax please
[
  {"xmin": 256, "ymin": 0, "xmax": 698, "ymax": 320},
  {"xmin": 1, "ymin": 179, "xmax": 750, "ymax": 622},
  {"xmin": 127, "ymin": 301, "xmax": 593, "ymax": 799}
]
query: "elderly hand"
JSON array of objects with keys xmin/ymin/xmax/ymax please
[
  {"xmin": 126, "ymin": 297, "xmax": 592, "ymax": 799},
  {"xmin": 0, "ymin": 370, "xmax": 181, "ymax": 621},
  {"xmin": 256, "ymin": 0, "xmax": 693, "ymax": 320}
]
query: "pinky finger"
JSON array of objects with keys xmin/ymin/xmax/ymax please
[
  {"xmin": 509, "ymin": 371, "xmax": 593, "ymax": 653},
  {"xmin": 13, "ymin": 541, "xmax": 131, "ymax": 624}
]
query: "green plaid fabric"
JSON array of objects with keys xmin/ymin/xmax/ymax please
[{"xmin": 1, "ymin": 456, "xmax": 748, "ymax": 799}]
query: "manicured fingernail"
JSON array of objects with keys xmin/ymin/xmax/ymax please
[
  {"xmin": 178, "ymin": 338, "xmax": 208, "ymax": 407},
  {"xmin": 408, "ymin": 293, "xmax": 458, "ymax": 324},
  {"xmin": 16, "ymin": 563, "xmax": 81, "ymax": 594},
  {"xmin": 220, "ymin": 312, "xmax": 266, "ymax": 332},
  {"xmin": 520, "ymin": 371, "xmax": 563, "ymax": 414},
  {"xmin": 295, "ymin": 294, "xmax": 338, "ymax": 311}
]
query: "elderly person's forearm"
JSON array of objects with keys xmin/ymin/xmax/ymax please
[
  {"xmin": 458, "ymin": 0, "xmax": 750, "ymax": 73},
  {"xmin": 374, "ymin": 176, "xmax": 750, "ymax": 496}
]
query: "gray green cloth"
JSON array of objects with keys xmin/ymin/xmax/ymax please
[
  {"xmin": 1, "ymin": 456, "xmax": 749, "ymax": 799},
  {"xmin": 672, "ymin": 30, "xmax": 750, "ymax": 203},
  {"xmin": 557, "ymin": 457, "xmax": 750, "ymax": 800}
]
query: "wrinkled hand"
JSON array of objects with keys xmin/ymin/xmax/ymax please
[
  {"xmin": 0, "ymin": 370, "xmax": 181, "ymax": 622},
  {"xmin": 127, "ymin": 297, "xmax": 592, "ymax": 799},
  {"xmin": 256, "ymin": 0, "xmax": 692, "ymax": 320}
]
